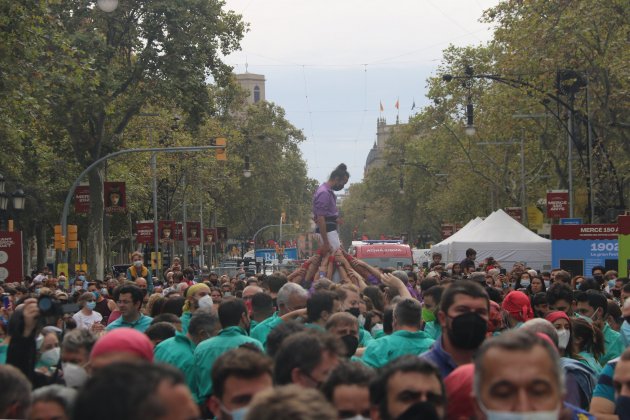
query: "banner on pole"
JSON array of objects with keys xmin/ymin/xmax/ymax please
[
  {"xmin": 136, "ymin": 221, "xmax": 154, "ymax": 244},
  {"xmin": 187, "ymin": 222, "xmax": 201, "ymax": 245},
  {"xmin": 0, "ymin": 231, "xmax": 23, "ymax": 283},
  {"xmin": 104, "ymin": 182, "xmax": 126, "ymax": 214}
]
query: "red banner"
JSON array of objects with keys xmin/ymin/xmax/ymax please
[
  {"xmin": 0, "ymin": 231, "xmax": 23, "ymax": 283},
  {"xmin": 441, "ymin": 224, "xmax": 455, "ymax": 239},
  {"xmin": 620, "ymin": 215, "xmax": 630, "ymax": 235},
  {"xmin": 547, "ymin": 190, "xmax": 569, "ymax": 219},
  {"xmin": 159, "ymin": 220, "xmax": 175, "ymax": 243},
  {"xmin": 505, "ymin": 207, "xmax": 523, "ymax": 223},
  {"xmin": 74, "ymin": 186, "xmax": 91, "ymax": 214},
  {"xmin": 187, "ymin": 222, "xmax": 201, "ymax": 245},
  {"xmin": 203, "ymin": 228, "xmax": 217, "ymax": 245},
  {"xmin": 551, "ymin": 224, "xmax": 618, "ymax": 240},
  {"xmin": 104, "ymin": 182, "xmax": 126, "ymax": 214},
  {"xmin": 175, "ymin": 223, "xmax": 183, "ymax": 241},
  {"xmin": 135, "ymin": 221, "xmax": 154, "ymax": 244},
  {"xmin": 216, "ymin": 227, "xmax": 228, "ymax": 241}
]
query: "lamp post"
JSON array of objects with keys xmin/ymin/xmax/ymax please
[
  {"xmin": 442, "ymin": 66, "xmax": 590, "ymax": 221},
  {"xmin": 0, "ymin": 174, "xmax": 26, "ymax": 231}
]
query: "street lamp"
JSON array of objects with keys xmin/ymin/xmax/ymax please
[
  {"xmin": 97, "ymin": 0, "xmax": 118, "ymax": 12},
  {"xmin": 243, "ymin": 156, "xmax": 252, "ymax": 178},
  {"xmin": 0, "ymin": 174, "xmax": 26, "ymax": 231}
]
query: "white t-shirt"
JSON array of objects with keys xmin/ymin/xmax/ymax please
[{"xmin": 72, "ymin": 310, "xmax": 103, "ymax": 330}]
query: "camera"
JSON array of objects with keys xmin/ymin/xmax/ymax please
[{"xmin": 38, "ymin": 296, "xmax": 79, "ymax": 317}]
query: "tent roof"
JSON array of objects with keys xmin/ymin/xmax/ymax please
[
  {"xmin": 435, "ymin": 216, "xmax": 485, "ymax": 246},
  {"xmin": 457, "ymin": 209, "xmax": 550, "ymax": 243}
]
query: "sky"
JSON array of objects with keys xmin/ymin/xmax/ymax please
[{"xmin": 222, "ymin": 0, "xmax": 501, "ymax": 184}]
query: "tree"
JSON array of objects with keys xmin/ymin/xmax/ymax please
[{"xmin": 44, "ymin": 0, "xmax": 246, "ymax": 278}]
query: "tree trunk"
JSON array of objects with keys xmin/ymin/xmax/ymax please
[
  {"xmin": 88, "ymin": 166, "xmax": 105, "ymax": 280},
  {"xmin": 35, "ymin": 223, "xmax": 47, "ymax": 272}
]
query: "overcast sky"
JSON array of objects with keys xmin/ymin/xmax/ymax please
[{"xmin": 223, "ymin": 0, "xmax": 501, "ymax": 184}]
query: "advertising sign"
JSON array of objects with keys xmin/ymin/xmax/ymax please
[
  {"xmin": 104, "ymin": 182, "xmax": 126, "ymax": 214},
  {"xmin": 440, "ymin": 224, "xmax": 455, "ymax": 239},
  {"xmin": 560, "ymin": 218, "xmax": 583, "ymax": 225},
  {"xmin": 0, "ymin": 231, "xmax": 23, "ymax": 282},
  {"xmin": 547, "ymin": 190, "xmax": 570, "ymax": 219},
  {"xmin": 254, "ymin": 247, "xmax": 298, "ymax": 262},
  {"xmin": 187, "ymin": 222, "xmax": 201, "ymax": 245},
  {"xmin": 551, "ymin": 224, "xmax": 618, "ymax": 276},
  {"xmin": 619, "ymin": 216, "xmax": 630, "ymax": 277},
  {"xmin": 505, "ymin": 207, "xmax": 523, "ymax": 223},
  {"xmin": 159, "ymin": 220, "xmax": 175, "ymax": 244},
  {"xmin": 74, "ymin": 185, "xmax": 91, "ymax": 214},
  {"xmin": 135, "ymin": 221, "xmax": 154, "ymax": 244}
]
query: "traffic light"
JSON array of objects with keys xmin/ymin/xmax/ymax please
[
  {"xmin": 215, "ymin": 137, "xmax": 227, "ymax": 161},
  {"xmin": 67, "ymin": 225, "xmax": 78, "ymax": 249},
  {"xmin": 54, "ymin": 225, "xmax": 65, "ymax": 251}
]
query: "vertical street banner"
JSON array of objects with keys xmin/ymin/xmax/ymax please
[
  {"xmin": 203, "ymin": 228, "xmax": 217, "ymax": 245},
  {"xmin": 174, "ymin": 223, "xmax": 184, "ymax": 241},
  {"xmin": 619, "ymin": 215, "xmax": 630, "ymax": 277},
  {"xmin": 547, "ymin": 190, "xmax": 569, "ymax": 219},
  {"xmin": 135, "ymin": 221, "xmax": 154, "ymax": 244},
  {"xmin": 159, "ymin": 220, "xmax": 175, "ymax": 244},
  {"xmin": 74, "ymin": 186, "xmax": 91, "ymax": 214},
  {"xmin": 187, "ymin": 222, "xmax": 201, "ymax": 245},
  {"xmin": 0, "ymin": 231, "xmax": 23, "ymax": 283},
  {"xmin": 104, "ymin": 182, "xmax": 126, "ymax": 214},
  {"xmin": 216, "ymin": 227, "xmax": 228, "ymax": 241}
]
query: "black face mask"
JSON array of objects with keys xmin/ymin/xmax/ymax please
[
  {"xmin": 332, "ymin": 183, "xmax": 344, "ymax": 191},
  {"xmin": 346, "ymin": 307, "xmax": 361, "ymax": 318},
  {"xmin": 340, "ymin": 334, "xmax": 359, "ymax": 358},
  {"xmin": 186, "ymin": 274, "xmax": 194, "ymax": 281},
  {"xmin": 447, "ymin": 312, "xmax": 487, "ymax": 350},
  {"xmin": 395, "ymin": 401, "xmax": 440, "ymax": 420}
]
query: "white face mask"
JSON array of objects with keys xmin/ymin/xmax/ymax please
[
  {"xmin": 481, "ymin": 400, "xmax": 561, "ymax": 420},
  {"xmin": 133, "ymin": 260, "xmax": 143, "ymax": 267},
  {"xmin": 40, "ymin": 347, "xmax": 60, "ymax": 367},
  {"xmin": 557, "ymin": 329, "xmax": 570, "ymax": 350},
  {"xmin": 197, "ymin": 295, "xmax": 214, "ymax": 310},
  {"xmin": 62, "ymin": 362, "xmax": 88, "ymax": 388},
  {"xmin": 343, "ymin": 416, "xmax": 370, "ymax": 420}
]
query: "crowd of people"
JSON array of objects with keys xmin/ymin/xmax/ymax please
[{"xmin": 1, "ymin": 247, "xmax": 630, "ymax": 419}]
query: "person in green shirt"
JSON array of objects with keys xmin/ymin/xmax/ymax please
[
  {"xmin": 193, "ymin": 299, "xmax": 263, "ymax": 404},
  {"xmin": 154, "ymin": 310, "xmax": 219, "ymax": 391},
  {"xmin": 571, "ymin": 317, "xmax": 604, "ymax": 375},
  {"xmin": 575, "ymin": 289, "xmax": 623, "ymax": 366},
  {"xmin": 422, "ymin": 286, "xmax": 444, "ymax": 340},
  {"xmin": 106, "ymin": 284, "xmax": 153, "ymax": 333},
  {"xmin": 305, "ymin": 291, "xmax": 341, "ymax": 331},
  {"xmin": 250, "ymin": 292, "xmax": 274, "ymax": 332},
  {"xmin": 361, "ymin": 298, "xmax": 435, "ymax": 368},
  {"xmin": 179, "ymin": 283, "xmax": 213, "ymax": 334},
  {"xmin": 250, "ymin": 283, "xmax": 308, "ymax": 347}
]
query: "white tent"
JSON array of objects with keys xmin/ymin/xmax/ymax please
[
  {"xmin": 432, "ymin": 209, "xmax": 551, "ymax": 270},
  {"xmin": 430, "ymin": 216, "xmax": 485, "ymax": 263}
]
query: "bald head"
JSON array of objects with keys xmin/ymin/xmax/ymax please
[
  {"xmin": 135, "ymin": 277, "xmax": 147, "ymax": 290},
  {"xmin": 243, "ymin": 285, "xmax": 264, "ymax": 300}
]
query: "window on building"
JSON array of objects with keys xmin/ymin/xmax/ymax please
[{"xmin": 254, "ymin": 86, "xmax": 261, "ymax": 103}]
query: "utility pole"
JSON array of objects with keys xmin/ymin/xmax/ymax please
[{"xmin": 182, "ymin": 172, "xmax": 188, "ymax": 268}]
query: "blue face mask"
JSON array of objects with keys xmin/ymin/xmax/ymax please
[
  {"xmin": 78, "ymin": 276, "xmax": 86, "ymax": 282},
  {"xmin": 608, "ymin": 279, "xmax": 616, "ymax": 289},
  {"xmin": 92, "ymin": 291, "xmax": 100, "ymax": 300},
  {"xmin": 86, "ymin": 301, "xmax": 97, "ymax": 310}
]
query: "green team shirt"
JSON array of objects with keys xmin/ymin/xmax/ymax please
[{"xmin": 361, "ymin": 330, "xmax": 435, "ymax": 368}]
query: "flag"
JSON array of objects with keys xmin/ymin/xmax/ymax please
[
  {"xmin": 395, "ymin": 98, "xmax": 399, "ymax": 110},
  {"xmin": 411, "ymin": 99, "xmax": 416, "ymax": 110},
  {"xmin": 379, "ymin": 101, "xmax": 384, "ymax": 112}
]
